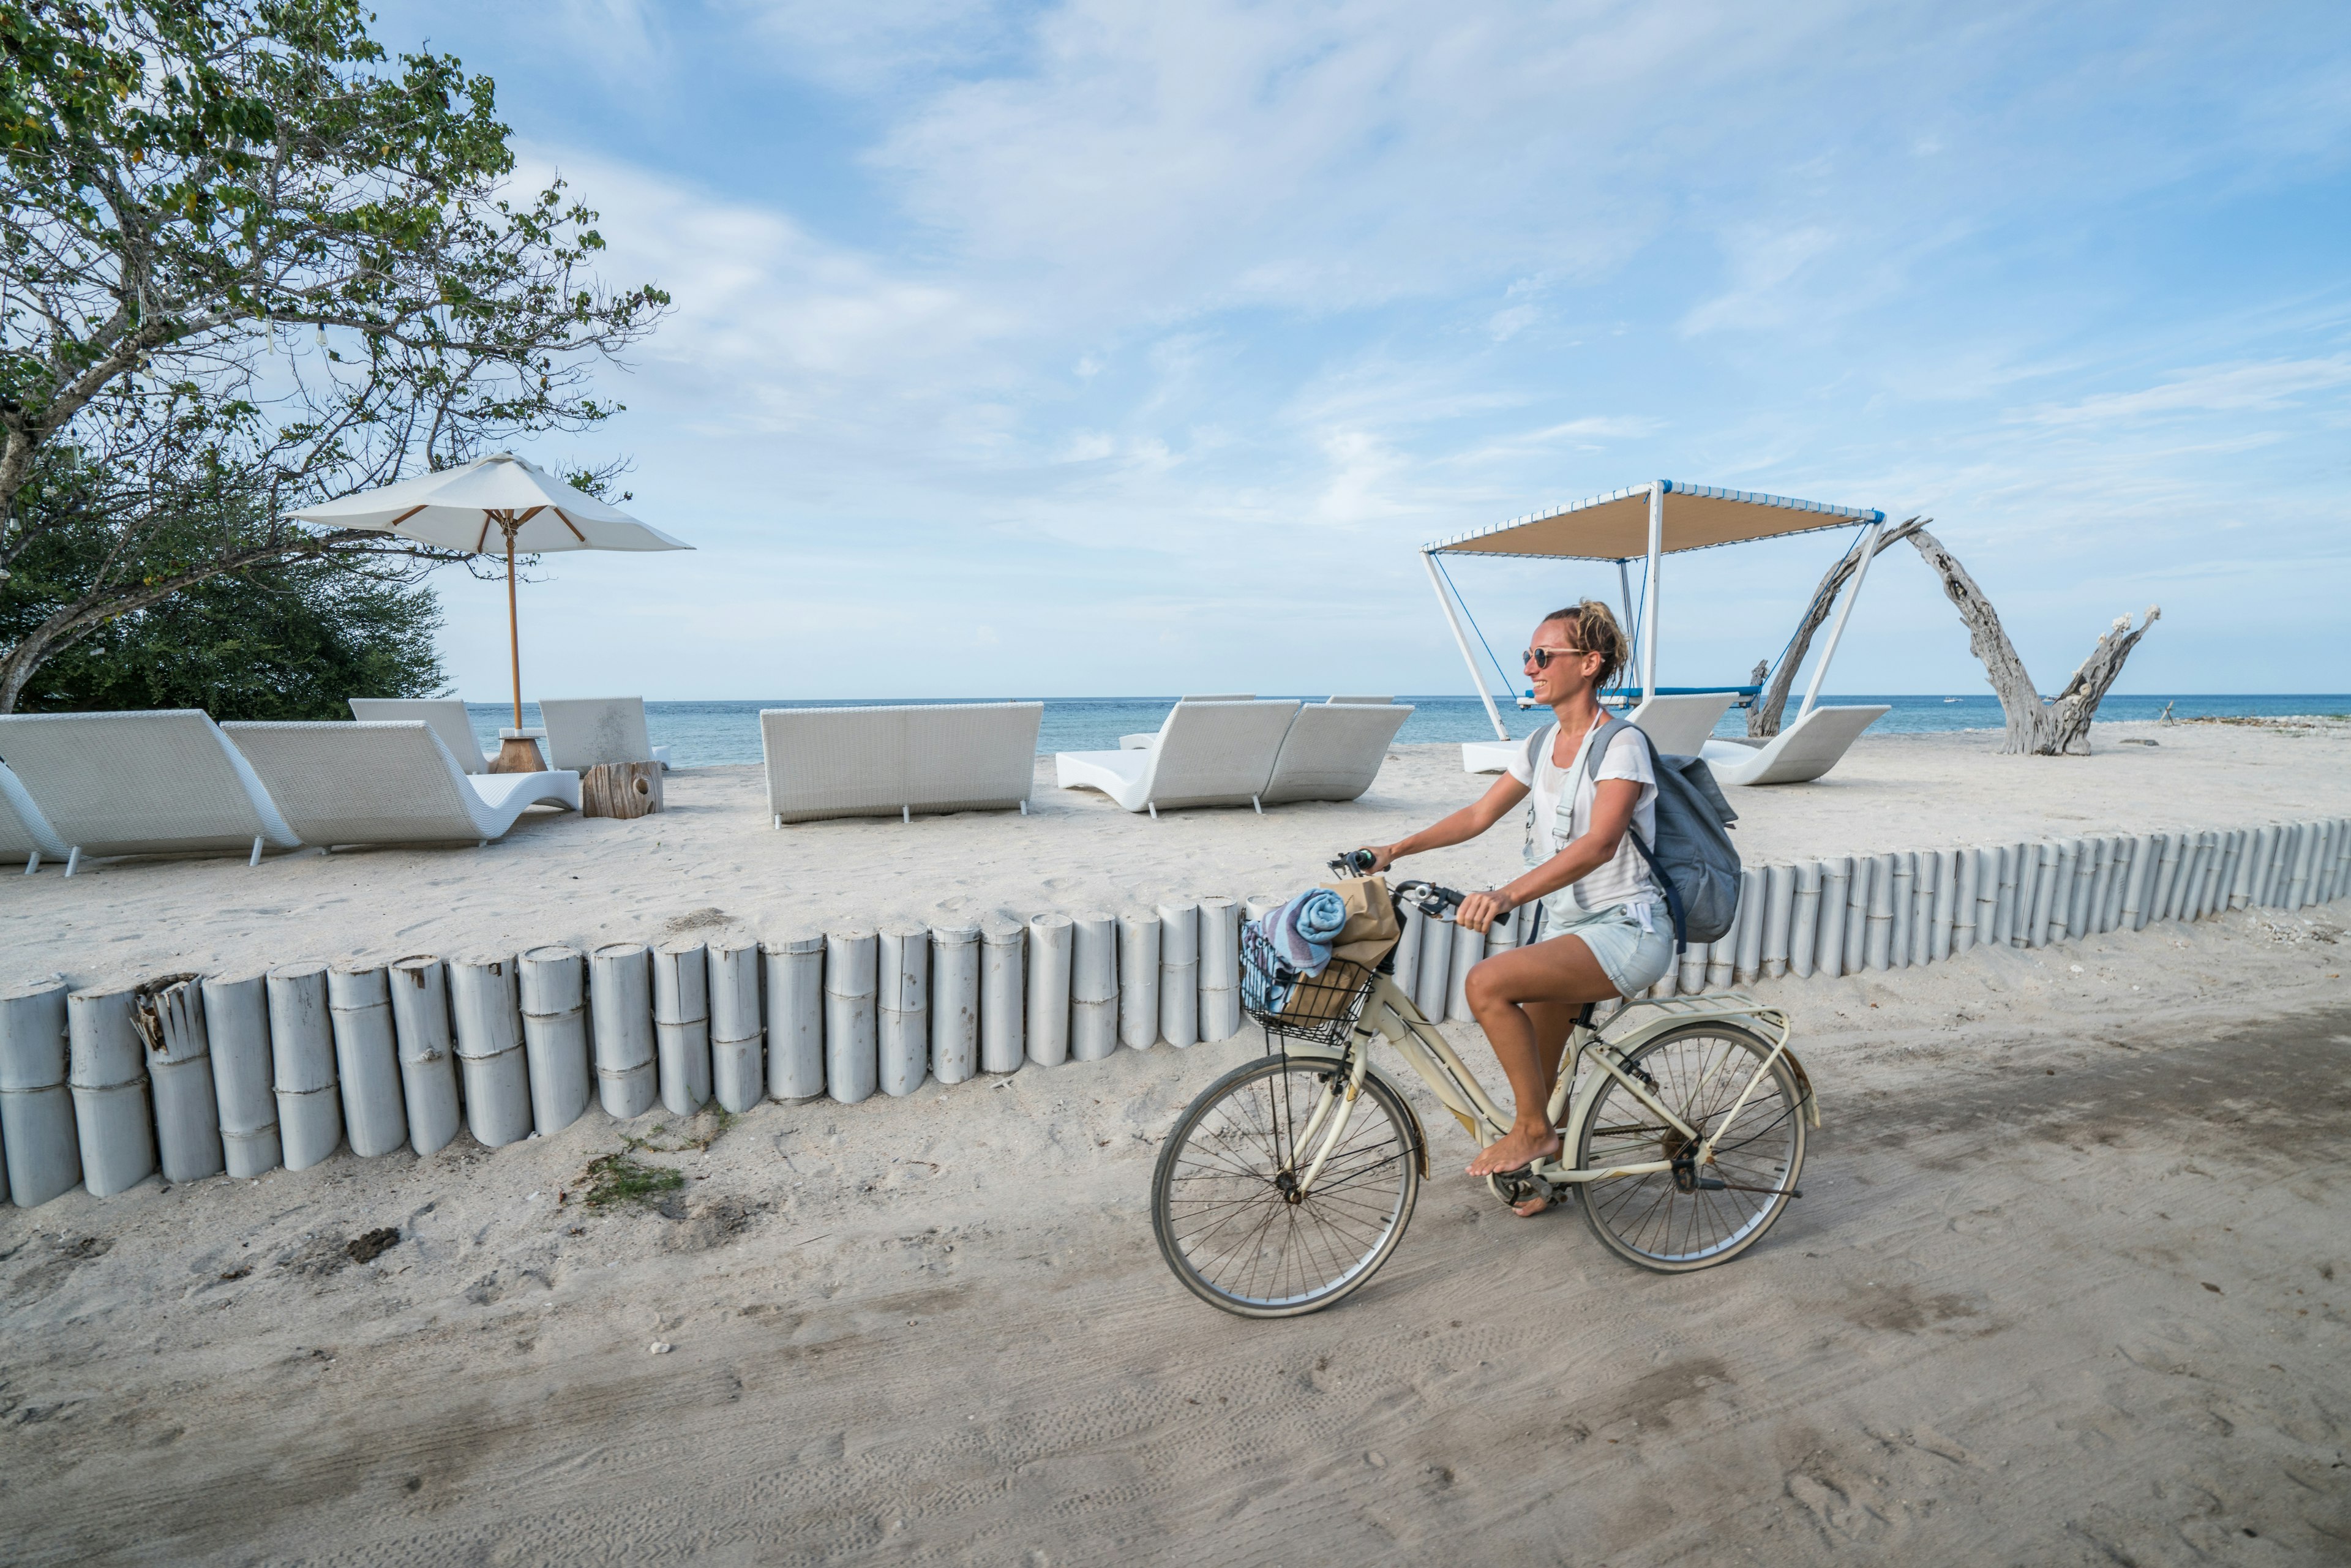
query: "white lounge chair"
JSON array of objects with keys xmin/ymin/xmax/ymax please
[
  {"xmin": 348, "ymin": 697, "xmax": 494, "ymax": 773},
  {"xmin": 538, "ymin": 696, "xmax": 673, "ymax": 771},
  {"xmin": 0, "ymin": 761, "xmax": 70, "ymax": 873},
  {"xmin": 1259, "ymin": 700, "xmax": 1414, "ymax": 805},
  {"xmin": 1120, "ymin": 695, "xmax": 1257, "ymax": 751},
  {"xmin": 222, "ymin": 722, "xmax": 579, "ymax": 847},
  {"xmin": 1698, "ymin": 703, "xmax": 1890, "ymax": 786},
  {"xmin": 1058, "ymin": 700, "xmax": 1302, "ymax": 817},
  {"xmin": 1462, "ymin": 690, "xmax": 1740, "ymax": 773},
  {"xmin": 761, "ymin": 703, "xmax": 1043, "ymax": 825},
  {"xmin": 0, "ymin": 710, "xmax": 302, "ymax": 874}
]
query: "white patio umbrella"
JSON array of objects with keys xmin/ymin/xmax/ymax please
[{"xmin": 290, "ymin": 452, "xmax": 691, "ymax": 735}]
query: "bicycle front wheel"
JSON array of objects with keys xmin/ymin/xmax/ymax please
[
  {"xmin": 1151, "ymin": 1054, "xmax": 1421, "ymax": 1318},
  {"xmin": 1575, "ymin": 1021, "xmax": 1807, "ymax": 1273}
]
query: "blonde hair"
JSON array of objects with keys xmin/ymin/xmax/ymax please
[{"xmin": 1540, "ymin": 601, "xmax": 1629, "ymax": 692}]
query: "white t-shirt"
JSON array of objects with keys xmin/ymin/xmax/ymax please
[{"xmin": 1508, "ymin": 722, "xmax": 1660, "ymax": 912}]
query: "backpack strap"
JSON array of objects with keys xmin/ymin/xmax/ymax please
[{"xmin": 1523, "ymin": 722, "xmax": 1553, "ymax": 779}]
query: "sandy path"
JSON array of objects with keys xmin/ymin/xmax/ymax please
[{"xmin": 1, "ymin": 910, "xmax": 2345, "ymax": 1564}]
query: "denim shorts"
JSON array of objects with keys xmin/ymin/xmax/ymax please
[{"xmin": 1534, "ymin": 898, "xmax": 1675, "ymax": 999}]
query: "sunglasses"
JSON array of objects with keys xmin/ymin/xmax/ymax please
[{"xmin": 1521, "ymin": 645, "xmax": 1594, "ymax": 669}]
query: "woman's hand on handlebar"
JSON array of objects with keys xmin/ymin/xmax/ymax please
[
  {"xmin": 1456, "ymin": 887, "xmax": 1515, "ymax": 934},
  {"xmin": 1351, "ymin": 845, "xmax": 1396, "ymax": 875}
]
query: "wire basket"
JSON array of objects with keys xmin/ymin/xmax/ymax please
[{"xmin": 1245, "ymin": 958, "xmax": 1379, "ymax": 1050}]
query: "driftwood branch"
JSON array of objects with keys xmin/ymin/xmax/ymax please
[
  {"xmin": 1749, "ymin": 516, "xmax": 1927, "ymax": 737},
  {"xmin": 1906, "ymin": 525, "xmax": 2158, "ymax": 756}
]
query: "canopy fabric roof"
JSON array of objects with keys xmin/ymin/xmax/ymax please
[
  {"xmin": 288, "ymin": 451, "xmax": 689, "ymax": 555},
  {"xmin": 1425, "ymin": 481, "xmax": 1882, "ymax": 561}
]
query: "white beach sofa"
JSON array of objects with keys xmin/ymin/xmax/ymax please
[
  {"xmin": 0, "ymin": 761, "xmax": 71, "ymax": 873},
  {"xmin": 0, "ymin": 710, "xmax": 303, "ymax": 874},
  {"xmin": 1698, "ymin": 703, "xmax": 1891, "ymax": 786},
  {"xmin": 1120, "ymin": 695, "xmax": 1256, "ymax": 751},
  {"xmin": 760, "ymin": 702, "xmax": 1043, "ymax": 825},
  {"xmin": 539, "ymin": 697, "xmax": 672, "ymax": 771},
  {"xmin": 1057, "ymin": 699, "xmax": 1302, "ymax": 817},
  {"xmin": 1259, "ymin": 698, "xmax": 1414, "ymax": 806},
  {"xmin": 1462, "ymin": 691, "xmax": 1739, "ymax": 773},
  {"xmin": 348, "ymin": 697, "xmax": 495, "ymax": 772},
  {"xmin": 223, "ymin": 721, "xmax": 579, "ymax": 847}
]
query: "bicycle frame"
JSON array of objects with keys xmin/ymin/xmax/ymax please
[{"xmin": 1276, "ymin": 973, "xmax": 1810, "ymax": 1198}]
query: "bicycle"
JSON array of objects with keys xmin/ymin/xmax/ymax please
[{"xmin": 1149, "ymin": 861, "xmax": 1820, "ymax": 1318}]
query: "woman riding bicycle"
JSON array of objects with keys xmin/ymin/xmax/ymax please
[{"xmin": 1355, "ymin": 601, "xmax": 1673, "ymax": 1207}]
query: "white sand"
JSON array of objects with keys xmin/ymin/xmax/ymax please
[
  {"xmin": 1, "ymin": 899, "xmax": 2345, "ymax": 1561},
  {"xmin": 4, "ymin": 718, "xmax": 2346, "ymax": 993}
]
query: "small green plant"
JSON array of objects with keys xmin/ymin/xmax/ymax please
[
  {"xmin": 578, "ymin": 1152, "xmax": 684, "ymax": 1210},
  {"xmin": 622, "ymin": 1105, "xmax": 737, "ymax": 1155}
]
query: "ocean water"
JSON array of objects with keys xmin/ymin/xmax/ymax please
[{"xmin": 465, "ymin": 694, "xmax": 2350, "ymax": 770}]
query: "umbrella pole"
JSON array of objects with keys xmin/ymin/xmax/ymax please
[
  {"xmin": 489, "ymin": 516, "xmax": 545, "ymax": 775},
  {"xmin": 506, "ymin": 526, "xmax": 523, "ymax": 730}
]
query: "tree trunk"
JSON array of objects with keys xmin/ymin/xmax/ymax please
[
  {"xmin": 1750, "ymin": 516, "xmax": 1927, "ymax": 737},
  {"xmin": 1905, "ymin": 526, "xmax": 2158, "ymax": 756}
]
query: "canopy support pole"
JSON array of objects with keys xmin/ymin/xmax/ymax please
[
  {"xmin": 1639, "ymin": 482, "xmax": 1664, "ymax": 701},
  {"xmin": 1423, "ymin": 550, "xmax": 1509, "ymax": 741},
  {"xmin": 1799, "ymin": 519, "xmax": 1883, "ymax": 723},
  {"xmin": 502, "ymin": 516, "xmax": 523, "ymax": 730},
  {"xmin": 1617, "ymin": 558, "xmax": 1637, "ymax": 701}
]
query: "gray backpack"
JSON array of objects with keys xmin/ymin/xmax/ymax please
[{"xmin": 1523, "ymin": 716, "xmax": 1742, "ymax": 948}]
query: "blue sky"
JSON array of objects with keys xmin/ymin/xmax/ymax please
[{"xmin": 373, "ymin": 1, "xmax": 2351, "ymax": 701}]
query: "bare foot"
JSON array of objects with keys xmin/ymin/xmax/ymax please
[
  {"xmin": 1466, "ymin": 1125, "xmax": 1562, "ymax": 1177},
  {"xmin": 1510, "ymin": 1193, "xmax": 1554, "ymax": 1218}
]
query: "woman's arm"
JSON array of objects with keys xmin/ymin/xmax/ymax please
[
  {"xmin": 1456, "ymin": 777, "xmax": 1641, "ymax": 932},
  {"xmin": 1358, "ymin": 772, "xmax": 1529, "ymax": 872}
]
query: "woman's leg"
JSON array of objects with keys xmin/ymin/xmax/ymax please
[{"xmin": 1460, "ymin": 934, "xmax": 1620, "ymax": 1177}]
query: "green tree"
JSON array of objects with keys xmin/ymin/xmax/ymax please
[{"xmin": 0, "ymin": 0, "xmax": 668, "ymax": 710}]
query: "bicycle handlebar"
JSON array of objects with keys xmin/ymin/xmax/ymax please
[{"xmin": 1326, "ymin": 849, "xmax": 1466, "ymax": 916}]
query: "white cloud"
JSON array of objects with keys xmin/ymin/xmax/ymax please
[{"xmin": 2025, "ymin": 356, "xmax": 2351, "ymax": 426}]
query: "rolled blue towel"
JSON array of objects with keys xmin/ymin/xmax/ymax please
[{"xmin": 1240, "ymin": 887, "xmax": 1351, "ymax": 1016}]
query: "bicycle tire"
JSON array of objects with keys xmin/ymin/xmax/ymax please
[
  {"xmin": 1152, "ymin": 1054, "xmax": 1422, "ymax": 1318},
  {"xmin": 1573, "ymin": 1021, "xmax": 1807, "ymax": 1274}
]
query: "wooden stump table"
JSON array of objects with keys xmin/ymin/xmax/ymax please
[{"xmin": 582, "ymin": 761, "xmax": 664, "ymax": 820}]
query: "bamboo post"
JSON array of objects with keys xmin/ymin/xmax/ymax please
[
  {"xmin": 2287, "ymin": 822, "xmax": 2318, "ymax": 908},
  {"xmin": 1069, "ymin": 915, "xmax": 1119, "ymax": 1062},
  {"xmin": 651, "ymin": 940, "xmax": 713, "ymax": 1116},
  {"xmin": 588, "ymin": 944, "xmax": 659, "ymax": 1120},
  {"xmin": 517, "ymin": 947, "xmax": 591, "ymax": 1136},
  {"xmin": 2148, "ymin": 833, "xmax": 2183, "ymax": 923},
  {"xmin": 1117, "ymin": 911, "xmax": 1160, "ymax": 1051},
  {"xmin": 825, "ymin": 927, "xmax": 879, "ymax": 1103},
  {"xmin": 1680, "ymin": 938, "xmax": 1711, "ymax": 994},
  {"xmin": 879, "ymin": 925, "xmax": 931, "ymax": 1096},
  {"xmin": 2227, "ymin": 828, "xmax": 2259, "ymax": 910},
  {"xmin": 2041, "ymin": 841, "xmax": 2074, "ymax": 943},
  {"xmin": 1447, "ymin": 915, "xmax": 1485, "ymax": 1021},
  {"xmin": 1989, "ymin": 845, "xmax": 2017, "ymax": 947},
  {"xmin": 1392, "ymin": 900, "xmax": 1423, "ymax": 999},
  {"xmin": 133, "ymin": 975, "xmax": 225, "ymax": 1184},
  {"xmin": 197, "ymin": 975, "xmax": 279, "ymax": 1179},
  {"xmin": 1198, "ymin": 898, "xmax": 1242, "ymax": 1042},
  {"xmin": 1483, "ymin": 904, "xmax": 1523, "ymax": 958},
  {"xmin": 0, "ymin": 980, "xmax": 82, "ymax": 1205},
  {"xmin": 2082, "ymin": 836, "xmax": 2115, "ymax": 935},
  {"xmin": 763, "ymin": 932, "xmax": 825, "ymax": 1101},
  {"xmin": 929, "ymin": 924, "xmax": 981, "ymax": 1082},
  {"xmin": 1761, "ymin": 865, "xmax": 1794, "ymax": 978},
  {"xmin": 1910, "ymin": 852, "xmax": 1937, "ymax": 966},
  {"xmin": 2097, "ymin": 836, "xmax": 2131, "ymax": 932},
  {"xmin": 1788, "ymin": 862, "xmax": 1821, "ymax": 978},
  {"xmin": 1414, "ymin": 909, "xmax": 1453, "ymax": 1017},
  {"xmin": 1926, "ymin": 849, "xmax": 1957, "ymax": 961},
  {"xmin": 1026, "ymin": 915, "xmax": 1073, "ymax": 1067},
  {"xmin": 1865, "ymin": 853, "xmax": 1897, "ymax": 970},
  {"xmin": 980, "ymin": 917, "xmax": 1024, "ymax": 1071},
  {"xmin": 1816, "ymin": 857, "xmax": 1851, "ymax": 978},
  {"xmin": 449, "ymin": 955, "xmax": 533, "ymax": 1147},
  {"xmin": 67, "ymin": 985, "xmax": 157, "ymax": 1196},
  {"xmin": 708, "ymin": 937, "xmax": 765, "ymax": 1111},
  {"xmin": 1158, "ymin": 902, "xmax": 1200, "ymax": 1048},
  {"xmin": 1946, "ymin": 849, "xmax": 1976, "ymax": 956},
  {"xmin": 1967, "ymin": 846, "xmax": 1997, "ymax": 950},
  {"xmin": 1843, "ymin": 855, "xmax": 1874, "ymax": 974},
  {"xmin": 2024, "ymin": 843, "xmax": 2059, "ymax": 947},
  {"xmin": 266, "ymin": 964, "xmax": 343, "ymax": 1169},
  {"xmin": 387, "ymin": 958, "xmax": 463, "ymax": 1158},
  {"xmin": 328, "ymin": 966, "xmax": 410, "ymax": 1157}
]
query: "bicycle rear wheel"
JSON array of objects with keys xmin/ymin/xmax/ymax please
[
  {"xmin": 1574, "ymin": 1021, "xmax": 1806, "ymax": 1273},
  {"xmin": 1152, "ymin": 1054, "xmax": 1421, "ymax": 1318}
]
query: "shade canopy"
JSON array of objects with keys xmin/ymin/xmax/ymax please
[
  {"xmin": 289, "ymin": 451, "xmax": 691, "ymax": 555},
  {"xmin": 1425, "ymin": 480, "xmax": 1881, "ymax": 561}
]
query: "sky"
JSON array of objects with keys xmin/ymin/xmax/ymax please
[{"xmin": 369, "ymin": 0, "xmax": 2351, "ymax": 702}]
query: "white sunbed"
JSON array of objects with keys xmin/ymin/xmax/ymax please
[
  {"xmin": 222, "ymin": 722, "xmax": 579, "ymax": 847},
  {"xmin": 1, "ymin": 761, "xmax": 70, "ymax": 873},
  {"xmin": 761, "ymin": 703, "xmax": 1043, "ymax": 825},
  {"xmin": 538, "ymin": 696, "xmax": 673, "ymax": 771},
  {"xmin": 348, "ymin": 697, "xmax": 495, "ymax": 773},
  {"xmin": 1698, "ymin": 703, "xmax": 1891, "ymax": 786},
  {"xmin": 1059, "ymin": 700, "xmax": 1302, "ymax": 817},
  {"xmin": 1120, "ymin": 695, "xmax": 1257, "ymax": 751},
  {"xmin": 1462, "ymin": 690, "xmax": 1739, "ymax": 773},
  {"xmin": 0, "ymin": 710, "xmax": 302, "ymax": 876},
  {"xmin": 1259, "ymin": 699, "xmax": 1414, "ymax": 806}
]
